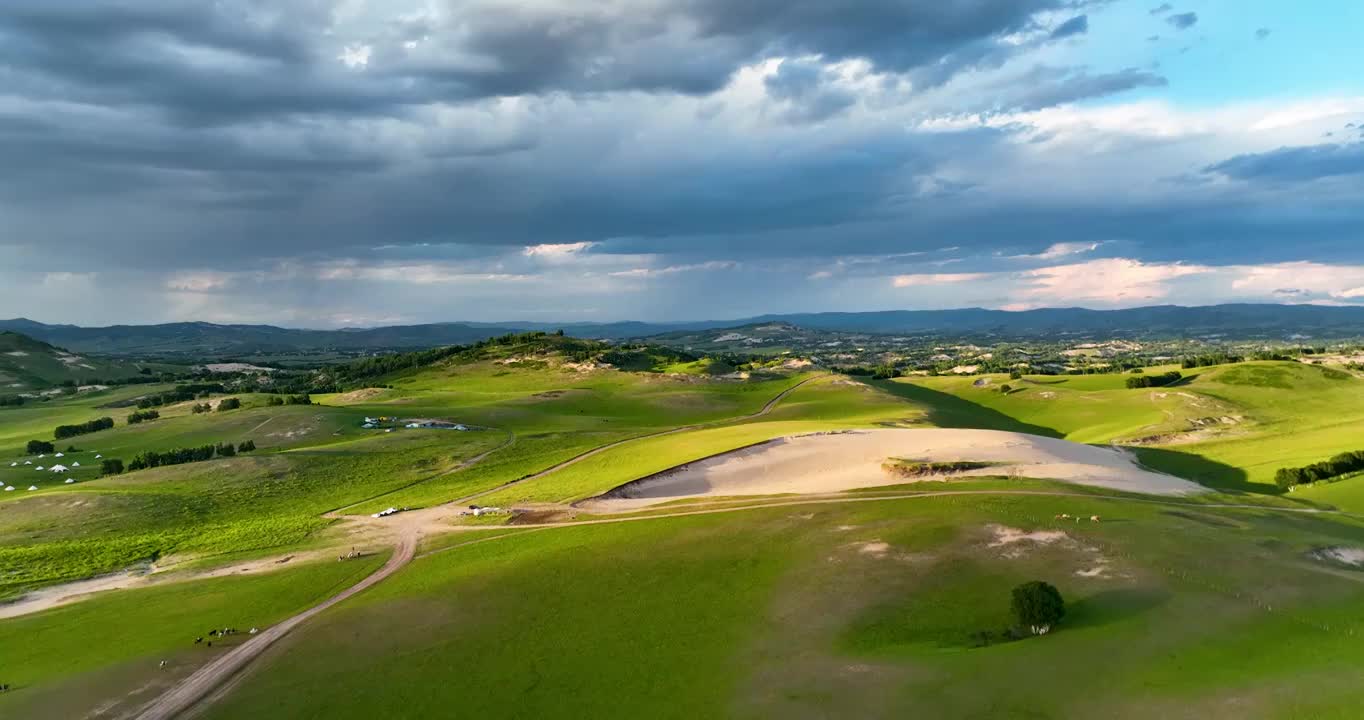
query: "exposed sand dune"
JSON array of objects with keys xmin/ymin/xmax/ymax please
[{"xmin": 581, "ymin": 428, "xmax": 1205, "ymax": 511}]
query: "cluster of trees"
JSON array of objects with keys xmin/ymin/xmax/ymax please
[
  {"xmin": 266, "ymin": 394, "xmax": 311, "ymax": 406},
  {"xmin": 101, "ymin": 458, "xmax": 125, "ymax": 475},
  {"xmin": 125, "ymin": 439, "xmax": 256, "ymax": 472},
  {"xmin": 1275, "ymin": 450, "xmax": 1364, "ymax": 489},
  {"xmin": 127, "ymin": 409, "xmax": 160, "ymax": 424},
  {"xmin": 54, "ymin": 416, "xmax": 115, "ymax": 439},
  {"xmin": 323, "ymin": 345, "xmax": 472, "ymax": 387},
  {"xmin": 0, "ymin": 395, "xmax": 25, "ymax": 407},
  {"xmin": 218, "ymin": 397, "xmax": 242, "ymax": 411},
  {"xmin": 26, "ymin": 440, "xmax": 55, "ymax": 455},
  {"xmin": 1125, "ymin": 371, "xmax": 1183, "ymax": 389},
  {"xmin": 1181, "ymin": 353, "xmax": 1244, "ymax": 369},
  {"xmin": 835, "ymin": 365, "xmax": 903, "ymax": 379},
  {"xmin": 191, "ymin": 403, "xmax": 213, "ymax": 414},
  {"xmin": 136, "ymin": 383, "xmax": 225, "ymax": 409}
]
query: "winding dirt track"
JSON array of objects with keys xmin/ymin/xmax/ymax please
[{"xmin": 127, "ymin": 532, "xmax": 416, "ymax": 720}]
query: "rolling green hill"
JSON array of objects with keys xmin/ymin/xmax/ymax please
[
  {"xmin": 0, "ymin": 331, "xmax": 157, "ymax": 391},
  {"xmin": 6, "ymin": 345, "xmax": 1364, "ymax": 719}
]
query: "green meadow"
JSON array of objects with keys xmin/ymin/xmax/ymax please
[
  {"xmin": 5, "ymin": 341, "xmax": 1364, "ymax": 718},
  {"xmin": 0, "ymin": 554, "xmax": 387, "ymax": 720},
  {"xmin": 202, "ymin": 494, "xmax": 1364, "ymax": 720}
]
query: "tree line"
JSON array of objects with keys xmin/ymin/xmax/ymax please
[
  {"xmin": 127, "ymin": 409, "xmax": 160, "ymax": 424},
  {"xmin": 123, "ymin": 439, "xmax": 257, "ymax": 473},
  {"xmin": 54, "ymin": 416, "xmax": 115, "ymax": 439},
  {"xmin": 136, "ymin": 383, "xmax": 226, "ymax": 409},
  {"xmin": 1275, "ymin": 450, "xmax": 1364, "ymax": 489},
  {"xmin": 1125, "ymin": 371, "xmax": 1183, "ymax": 389},
  {"xmin": 265, "ymin": 394, "xmax": 311, "ymax": 406}
]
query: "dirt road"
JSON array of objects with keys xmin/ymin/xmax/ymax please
[{"xmin": 126, "ymin": 532, "xmax": 417, "ymax": 720}]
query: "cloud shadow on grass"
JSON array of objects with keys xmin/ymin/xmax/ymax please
[
  {"xmin": 1130, "ymin": 446, "xmax": 1262, "ymax": 494},
  {"xmin": 862, "ymin": 379, "xmax": 1063, "ymax": 438}
]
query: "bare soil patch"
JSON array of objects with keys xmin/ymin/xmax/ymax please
[{"xmin": 581, "ymin": 428, "xmax": 1205, "ymax": 511}]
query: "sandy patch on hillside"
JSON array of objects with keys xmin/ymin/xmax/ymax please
[
  {"xmin": 1312, "ymin": 546, "xmax": 1364, "ymax": 568},
  {"xmin": 987, "ymin": 524, "xmax": 1069, "ymax": 547},
  {"xmin": 332, "ymin": 387, "xmax": 385, "ymax": 403},
  {"xmin": 579, "ymin": 428, "xmax": 1204, "ymax": 511},
  {"xmin": 204, "ymin": 362, "xmax": 276, "ymax": 373}
]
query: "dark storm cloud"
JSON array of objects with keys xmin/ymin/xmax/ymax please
[
  {"xmin": 1166, "ymin": 12, "xmax": 1198, "ymax": 30},
  {"xmin": 1050, "ymin": 15, "xmax": 1090, "ymax": 39},
  {"xmin": 1205, "ymin": 142, "xmax": 1364, "ymax": 183},
  {"xmin": 0, "ymin": 0, "xmax": 1085, "ymax": 126},
  {"xmin": 763, "ymin": 59, "xmax": 857, "ymax": 122}
]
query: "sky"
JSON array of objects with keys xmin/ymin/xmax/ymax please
[{"xmin": 2, "ymin": 0, "xmax": 1363, "ymax": 328}]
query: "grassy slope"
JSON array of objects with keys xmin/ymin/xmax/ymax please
[
  {"xmin": 202, "ymin": 493, "xmax": 1364, "ymax": 720},
  {"xmin": 885, "ymin": 362, "xmax": 1364, "ymax": 498},
  {"xmin": 0, "ymin": 429, "xmax": 504, "ymax": 597},
  {"xmin": 0, "ymin": 331, "xmax": 162, "ymax": 390},
  {"xmin": 0, "ymin": 354, "xmax": 823, "ymax": 596},
  {"xmin": 0, "ymin": 555, "xmax": 386, "ymax": 720},
  {"xmin": 475, "ymin": 377, "xmax": 919, "ymax": 505}
]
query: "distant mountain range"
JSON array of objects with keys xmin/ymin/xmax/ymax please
[{"xmin": 4, "ymin": 304, "xmax": 1363, "ymax": 356}]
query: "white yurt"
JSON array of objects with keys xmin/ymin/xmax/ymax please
[
  {"xmin": 50, "ymin": 464, "xmax": 68, "ymax": 473},
  {"xmin": 27, "ymin": 485, "xmax": 37, "ymax": 491},
  {"xmin": 65, "ymin": 479, "xmax": 75, "ymax": 484},
  {"xmin": 3, "ymin": 486, "xmax": 13, "ymax": 492}
]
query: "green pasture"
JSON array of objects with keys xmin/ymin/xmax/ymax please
[
  {"xmin": 0, "ymin": 555, "xmax": 386, "ymax": 720},
  {"xmin": 200, "ymin": 493, "xmax": 1364, "ymax": 720}
]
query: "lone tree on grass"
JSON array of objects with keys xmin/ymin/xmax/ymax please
[{"xmin": 1011, "ymin": 580, "xmax": 1065, "ymax": 635}]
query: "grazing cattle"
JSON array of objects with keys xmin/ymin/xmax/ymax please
[
  {"xmin": 159, "ymin": 660, "xmax": 168, "ymax": 669},
  {"xmin": 1090, "ymin": 515, "xmax": 1100, "ymax": 523},
  {"xmin": 194, "ymin": 637, "xmax": 203, "ymax": 644}
]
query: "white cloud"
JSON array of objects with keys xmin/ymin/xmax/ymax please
[
  {"xmin": 166, "ymin": 272, "xmax": 232, "ymax": 292},
  {"xmin": 318, "ymin": 262, "xmax": 532, "ymax": 284},
  {"xmin": 609, "ymin": 261, "xmax": 738, "ymax": 278},
  {"xmin": 891, "ymin": 272, "xmax": 990, "ymax": 287},
  {"xmin": 1228, "ymin": 261, "xmax": 1364, "ymax": 301},
  {"xmin": 1036, "ymin": 241, "xmax": 1101, "ymax": 260},
  {"xmin": 1013, "ymin": 258, "xmax": 1210, "ymax": 307},
  {"xmin": 338, "ymin": 44, "xmax": 372, "ymax": 69},
  {"xmin": 523, "ymin": 242, "xmax": 596, "ymax": 258}
]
